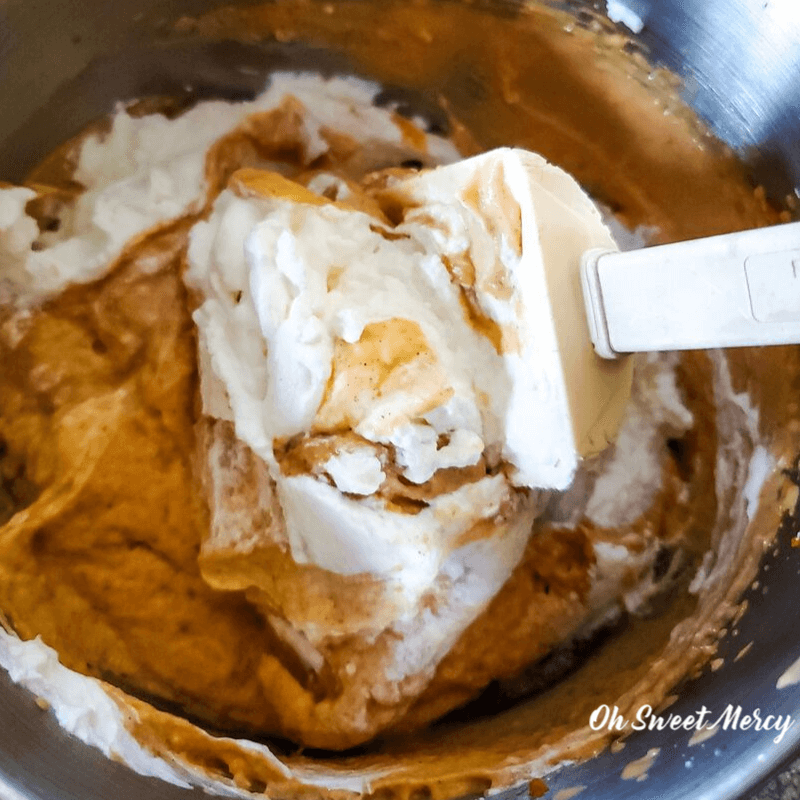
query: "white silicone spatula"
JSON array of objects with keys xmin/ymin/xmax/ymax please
[{"xmin": 581, "ymin": 221, "xmax": 800, "ymax": 359}]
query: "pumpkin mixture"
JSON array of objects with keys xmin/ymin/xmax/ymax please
[{"xmin": 0, "ymin": 2, "xmax": 797, "ymax": 798}]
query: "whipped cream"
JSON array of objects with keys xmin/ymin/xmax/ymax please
[
  {"xmin": 189, "ymin": 193, "xmax": 524, "ymax": 628},
  {"xmin": 190, "ymin": 147, "xmax": 619, "ymax": 476},
  {"xmin": 0, "ymin": 187, "xmax": 39, "ymax": 301},
  {"xmin": 186, "ymin": 149, "xmax": 618, "ymax": 626},
  {"xmin": 0, "ymin": 73, "xmax": 458, "ymax": 302},
  {"xmin": 585, "ymin": 352, "xmax": 694, "ymax": 528},
  {"xmin": 0, "ymin": 632, "xmax": 198, "ymax": 791}
]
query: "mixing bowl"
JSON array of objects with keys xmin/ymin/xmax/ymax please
[{"xmin": 1, "ymin": 0, "xmax": 799, "ymax": 798}]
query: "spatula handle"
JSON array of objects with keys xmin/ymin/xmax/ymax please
[{"xmin": 581, "ymin": 221, "xmax": 800, "ymax": 359}]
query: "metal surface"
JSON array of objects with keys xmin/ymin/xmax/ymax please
[
  {"xmin": 522, "ymin": 519, "xmax": 800, "ymax": 800},
  {"xmin": 0, "ymin": 0, "xmax": 799, "ymax": 798},
  {"xmin": 628, "ymin": 0, "xmax": 800, "ymax": 205}
]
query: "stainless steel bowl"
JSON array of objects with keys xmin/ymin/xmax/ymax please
[{"xmin": 1, "ymin": 1, "xmax": 799, "ymax": 798}]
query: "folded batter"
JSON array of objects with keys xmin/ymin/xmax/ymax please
[{"xmin": 0, "ymin": 2, "xmax": 793, "ymax": 793}]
